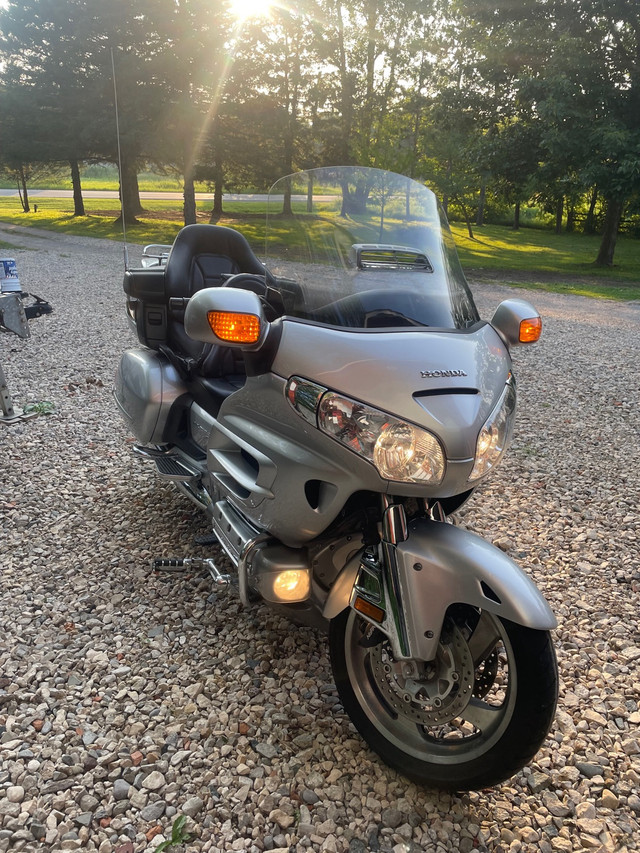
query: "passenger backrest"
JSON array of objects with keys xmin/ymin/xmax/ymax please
[{"xmin": 164, "ymin": 224, "xmax": 268, "ymax": 362}]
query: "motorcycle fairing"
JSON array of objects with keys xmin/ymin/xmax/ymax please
[{"xmin": 270, "ymin": 318, "xmax": 511, "ymax": 461}]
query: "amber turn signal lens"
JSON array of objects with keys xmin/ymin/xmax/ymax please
[
  {"xmin": 519, "ymin": 317, "xmax": 542, "ymax": 343},
  {"xmin": 208, "ymin": 311, "xmax": 261, "ymax": 344},
  {"xmin": 353, "ymin": 596, "xmax": 385, "ymax": 623}
]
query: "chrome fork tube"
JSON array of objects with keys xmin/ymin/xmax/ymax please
[{"xmin": 380, "ymin": 497, "xmax": 411, "ymax": 659}]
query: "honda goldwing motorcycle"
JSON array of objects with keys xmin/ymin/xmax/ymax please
[{"xmin": 115, "ymin": 166, "xmax": 557, "ymax": 790}]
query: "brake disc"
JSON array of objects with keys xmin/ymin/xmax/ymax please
[
  {"xmin": 369, "ymin": 621, "xmax": 475, "ymax": 726},
  {"xmin": 473, "ymin": 648, "xmax": 499, "ymax": 698}
]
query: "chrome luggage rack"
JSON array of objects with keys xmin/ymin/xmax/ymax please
[{"xmin": 141, "ymin": 244, "xmax": 172, "ymax": 268}]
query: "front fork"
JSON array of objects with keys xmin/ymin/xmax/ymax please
[{"xmin": 350, "ymin": 497, "xmax": 437, "ymax": 662}]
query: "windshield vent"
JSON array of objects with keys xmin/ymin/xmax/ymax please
[{"xmin": 351, "ymin": 244, "xmax": 433, "ymax": 272}]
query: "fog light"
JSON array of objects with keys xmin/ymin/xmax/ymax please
[{"xmin": 272, "ymin": 569, "xmax": 310, "ymax": 602}]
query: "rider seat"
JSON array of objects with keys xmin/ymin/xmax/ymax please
[{"xmin": 163, "ymin": 224, "xmax": 269, "ymax": 367}]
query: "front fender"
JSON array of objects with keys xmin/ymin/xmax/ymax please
[{"xmin": 396, "ymin": 518, "xmax": 556, "ymax": 660}]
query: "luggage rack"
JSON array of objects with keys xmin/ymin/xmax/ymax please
[{"xmin": 141, "ymin": 244, "xmax": 172, "ymax": 268}]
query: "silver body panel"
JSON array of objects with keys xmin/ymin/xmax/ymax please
[
  {"xmin": 396, "ymin": 519, "xmax": 557, "ymax": 659},
  {"xmin": 271, "ymin": 320, "xmax": 511, "ymax": 460},
  {"xmin": 207, "ymin": 372, "xmax": 388, "ymax": 547},
  {"xmin": 114, "ymin": 347, "xmax": 187, "ymax": 444}
]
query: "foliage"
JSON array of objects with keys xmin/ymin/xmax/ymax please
[
  {"xmin": 1, "ymin": 0, "xmax": 640, "ymax": 263},
  {"xmin": 155, "ymin": 816, "xmax": 192, "ymax": 852}
]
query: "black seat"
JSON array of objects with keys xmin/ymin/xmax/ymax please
[{"xmin": 163, "ymin": 224, "xmax": 270, "ymax": 372}]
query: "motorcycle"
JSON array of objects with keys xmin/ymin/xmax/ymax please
[{"xmin": 114, "ymin": 166, "xmax": 557, "ymax": 790}]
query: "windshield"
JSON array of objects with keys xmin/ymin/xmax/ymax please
[{"xmin": 264, "ymin": 167, "xmax": 479, "ymax": 331}]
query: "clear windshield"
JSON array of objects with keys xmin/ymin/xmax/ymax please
[{"xmin": 264, "ymin": 167, "xmax": 479, "ymax": 331}]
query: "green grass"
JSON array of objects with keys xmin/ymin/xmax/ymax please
[
  {"xmin": 450, "ymin": 223, "xmax": 640, "ymax": 300},
  {"xmin": 0, "ymin": 167, "xmax": 203, "ymax": 194},
  {"xmin": 1, "ymin": 194, "xmax": 639, "ymax": 300},
  {"xmin": 451, "ymin": 224, "xmax": 640, "ymax": 280}
]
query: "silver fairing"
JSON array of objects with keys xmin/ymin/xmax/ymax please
[{"xmin": 207, "ymin": 319, "xmax": 512, "ymax": 547}]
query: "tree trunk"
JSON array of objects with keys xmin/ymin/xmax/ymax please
[
  {"xmin": 456, "ymin": 196, "xmax": 474, "ymax": 240},
  {"xmin": 307, "ymin": 175, "xmax": 314, "ymax": 213},
  {"xmin": 115, "ymin": 157, "xmax": 140, "ymax": 226},
  {"xmin": 555, "ymin": 197, "xmax": 563, "ymax": 234},
  {"xmin": 209, "ymin": 167, "xmax": 224, "ymax": 222},
  {"xmin": 18, "ymin": 167, "xmax": 30, "ymax": 213},
  {"xmin": 595, "ymin": 198, "xmax": 624, "ymax": 267},
  {"xmin": 584, "ymin": 186, "xmax": 598, "ymax": 234},
  {"xmin": 131, "ymin": 170, "xmax": 143, "ymax": 215},
  {"xmin": 513, "ymin": 201, "xmax": 521, "ymax": 230},
  {"xmin": 566, "ymin": 203, "xmax": 576, "ymax": 233},
  {"xmin": 282, "ymin": 177, "xmax": 293, "ymax": 216},
  {"xmin": 476, "ymin": 181, "xmax": 486, "ymax": 226},
  {"xmin": 335, "ymin": 0, "xmax": 353, "ymax": 164},
  {"xmin": 70, "ymin": 159, "xmax": 85, "ymax": 217},
  {"xmin": 442, "ymin": 157, "xmax": 452, "ymax": 217},
  {"xmin": 340, "ymin": 179, "xmax": 350, "ymax": 216},
  {"xmin": 183, "ymin": 169, "xmax": 197, "ymax": 226}
]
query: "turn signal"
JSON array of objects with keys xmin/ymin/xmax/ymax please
[
  {"xmin": 208, "ymin": 310, "xmax": 261, "ymax": 344},
  {"xmin": 519, "ymin": 317, "xmax": 542, "ymax": 343},
  {"xmin": 354, "ymin": 596, "xmax": 385, "ymax": 623}
]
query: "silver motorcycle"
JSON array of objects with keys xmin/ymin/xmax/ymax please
[{"xmin": 115, "ymin": 166, "xmax": 557, "ymax": 790}]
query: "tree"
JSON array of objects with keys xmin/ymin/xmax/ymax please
[{"xmin": 457, "ymin": 0, "xmax": 640, "ymax": 264}]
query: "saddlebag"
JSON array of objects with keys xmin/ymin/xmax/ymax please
[{"xmin": 114, "ymin": 347, "xmax": 187, "ymax": 444}]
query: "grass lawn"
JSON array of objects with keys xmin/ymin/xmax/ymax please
[
  {"xmin": 450, "ymin": 224, "xmax": 640, "ymax": 301},
  {"xmin": 0, "ymin": 168, "xmax": 200, "ymax": 194},
  {"xmin": 1, "ymin": 194, "xmax": 639, "ymax": 301}
]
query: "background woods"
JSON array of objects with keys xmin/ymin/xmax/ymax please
[{"xmin": 1, "ymin": 0, "xmax": 639, "ymax": 266}]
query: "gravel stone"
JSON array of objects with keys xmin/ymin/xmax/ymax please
[
  {"xmin": 1, "ymin": 230, "xmax": 639, "ymax": 852},
  {"xmin": 112, "ymin": 780, "xmax": 131, "ymax": 802},
  {"xmin": 182, "ymin": 796, "xmax": 204, "ymax": 817},
  {"xmin": 576, "ymin": 762, "xmax": 605, "ymax": 779},
  {"xmin": 141, "ymin": 771, "xmax": 166, "ymax": 791},
  {"xmin": 139, "ymin": 802, "xmax": 166, "ymax": 821},
  {"xmin": 382, "ymin": 807, "xmax": 403, "ymax": 829},
  {"xmin": 5, "ymin": 788, "xmax": 24, "ymax": 804}
]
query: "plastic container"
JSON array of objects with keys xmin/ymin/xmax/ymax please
[{"xmin": 0, "ymin": 259, "xmax": 21, "ymax": 293}]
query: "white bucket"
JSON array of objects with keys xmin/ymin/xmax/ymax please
[{"xmin": 0, "ymin": 259, "xmax": 21, "ymax": 293}]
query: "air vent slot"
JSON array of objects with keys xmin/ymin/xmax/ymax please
[
  {"xmin": 350, "ymin": 243, "xmax": 433, "ymax": 271},
  {"xmin": 304, "ymin": 479, "xmax": 338, "ymax": 513},
  {"xmin": 480, "ymin": 581, "xmax": 502, "ymax": 604},
  {"xmin": 413, "ymin": 388, "xmax": 479, "ymax": 398}
]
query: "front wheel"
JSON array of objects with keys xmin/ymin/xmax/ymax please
[{"xmin": 329, "ymin": 607, "xmax": 557, "ymax": 790}]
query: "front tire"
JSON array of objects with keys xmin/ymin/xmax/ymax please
[{"xmin": 329, "ymin": 607, "xmax": 557, "ymax": 790}]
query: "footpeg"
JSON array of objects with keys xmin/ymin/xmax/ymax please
[
  {"xmin": 151, "ymin": 557, "xmax": 232, "ymax": 586},
  {"xmin": 153, "ymin": 456, "xmax": 199, "ymax": 482},
  {"xmin": 132, "ymin": 445, "xmax": 200, "ymax": 483}
]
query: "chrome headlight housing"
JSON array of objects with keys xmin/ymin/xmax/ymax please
[
  {"xmin": 469, "ymin": 379, "xmax": 517, "ymax": 482},
  {"xmin": 286, "ymin": 378, "xmax": 445, "ymax": 485}
]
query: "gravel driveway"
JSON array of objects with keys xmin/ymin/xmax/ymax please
[{"xmin": 1, "ymin": 226, "xmax": 639, "ymax": 853}]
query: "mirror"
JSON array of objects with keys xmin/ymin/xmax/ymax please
[
  {"xmin": 491, "ymin": 298, "xmax": 541, "ymax": 347},
  {"xmin": 184, "ymin": 287, "xmax": 268, "ymax": 350}
]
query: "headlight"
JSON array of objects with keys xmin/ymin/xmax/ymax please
[
  {"xmin": 469, "ymin": 380, "xmax": 516, "ymax": 481},
  {"xmin": 317, "ymin": 392, "xmax": 445, "ymax": 484}
]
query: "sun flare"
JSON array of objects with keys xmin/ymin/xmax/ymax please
[{"xmin": 228, "ymin": 0, "xmax": 273, "ymax": 20}]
